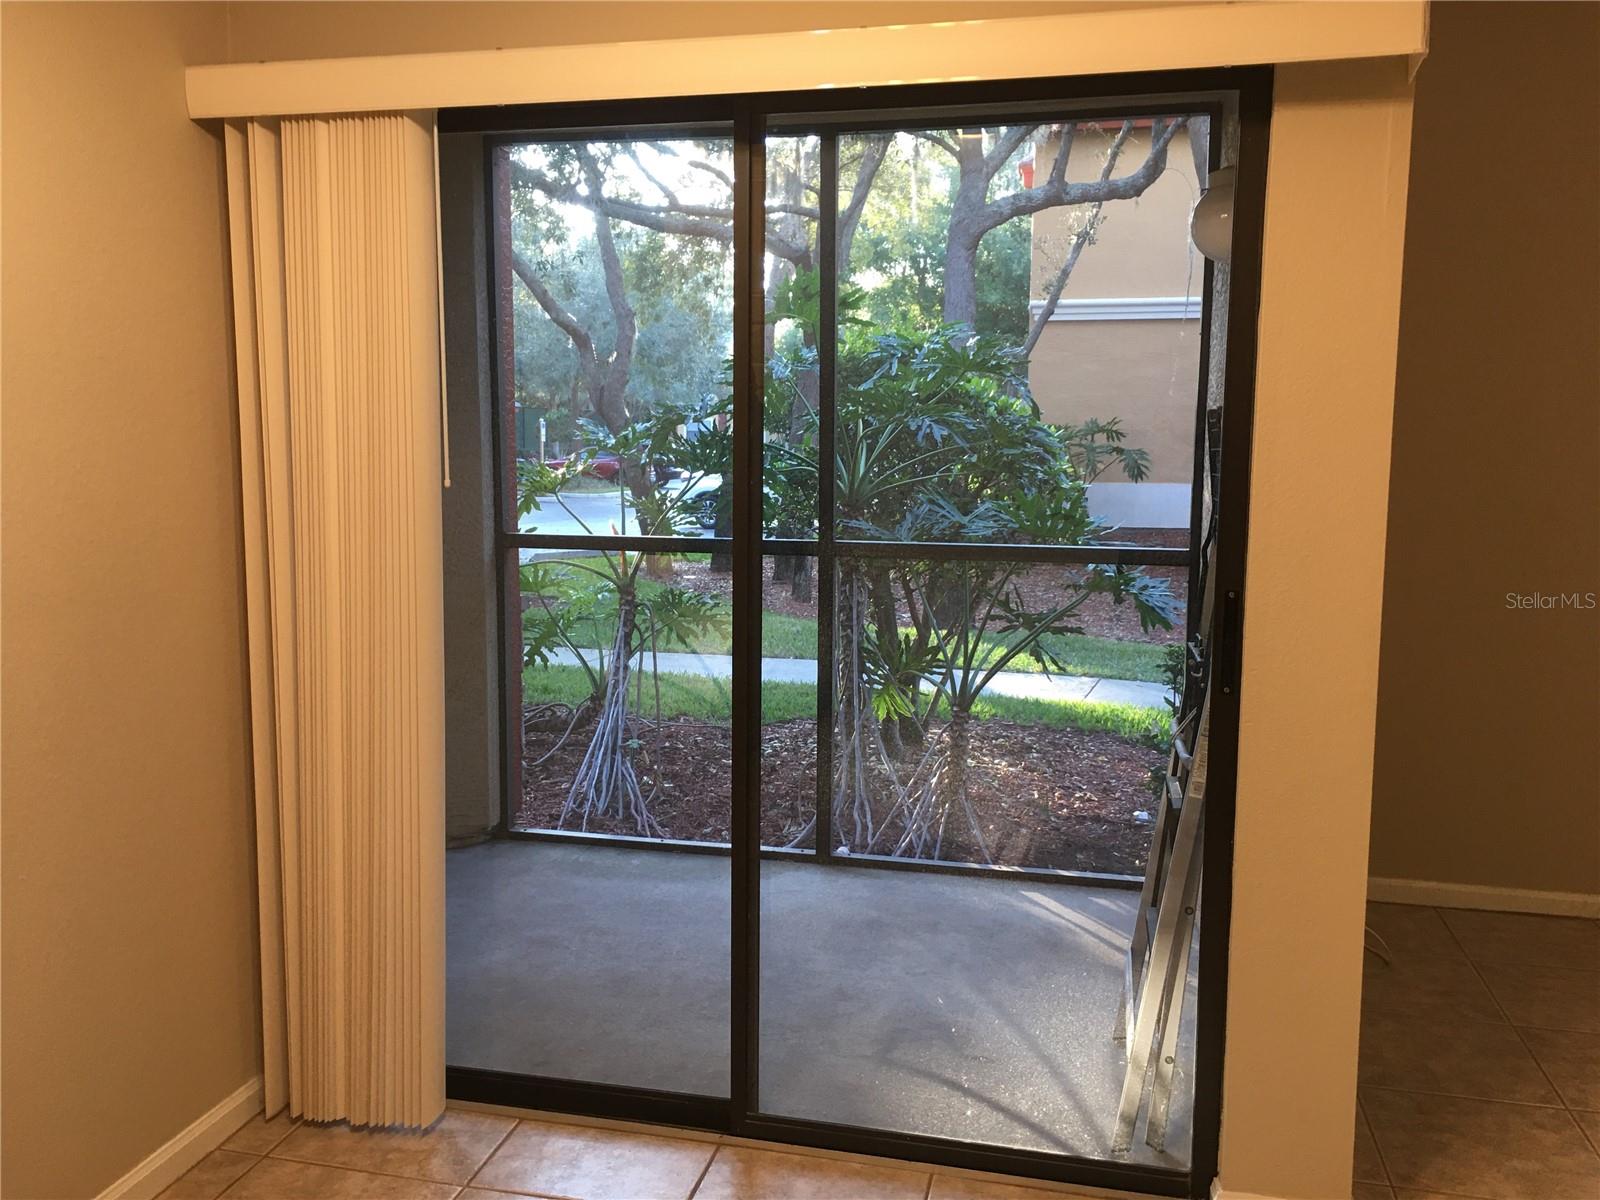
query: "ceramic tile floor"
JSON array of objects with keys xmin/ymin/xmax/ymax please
[
  {"xmin": 1355, "ymin": 903, "xmax": 1600, "ymax": 1200},
  {"xmin": 160, "ymin": 1109, "xmax": 1107, "ymax": 1200}
]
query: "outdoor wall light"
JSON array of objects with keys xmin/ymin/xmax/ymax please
[{"xmin": 1191, "ymin": 166, "xmax": 1236, "ymax": 263}]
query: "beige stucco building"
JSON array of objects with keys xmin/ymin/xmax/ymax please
[{"xmin": 1029, "ymin": 124, "xmax": 1202, "ymax": 529}]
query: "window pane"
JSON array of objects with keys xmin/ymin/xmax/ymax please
[
  {"xmin": 832, "ymin": 120, "xmax": 1203, "ymax": 549},
  {"xmin": 761, "ymin": 553, "xmax": 819, "ymax": 852},
  {"xmin": 760, "ymin": 549, "xmax": 1192, "ymax": 1161},
  {"xmin": 828, "ymin": 551, "xmax": 1180, "ymax": 874},
  {"xmin": 514, "ymin": 552, "xmax": 733, "ymax": 841},
  {"xmin": 763, "ymin": 134, "xmax": 821, "ymax": 541},
  {"xmin": 498, "ymin": 136, "xmax": 734, "ymax": 538}
]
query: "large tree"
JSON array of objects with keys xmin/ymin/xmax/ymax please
[
  {"xmin": 925, "ymin": 118, "xmax": 1186, "ymax": 328},
  {"xmin": 499, "ymin": 120, "xmax": 1190, "ymax": 461}
]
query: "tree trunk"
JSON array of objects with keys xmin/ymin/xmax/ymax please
[
  {"xmin": 709, "ymin": 502, "xmax": 731, "ymax": 574},
  {"xmin": 940, "ymin": 137, "xmax": 989, "ymax": 329},
  {"xmin": 789, "ymin": 556, "xmax": 813, "ymax": 602},
  {"xmin": 935, "ymin": 706, "xmax": 973, "ymax": 844},
  {"xmin": 561, "ymin": 578, "xmax": 659, "ymax": 836},
  {"xmin": 864, "ymin": 563, "xmax": 913, "ymax": 756},
  {"xmin": 941, "ymin": 228, "xmax": 981, "ymax": 329},
  {"xmin": 832, "ymin": 561, "xmax": 882, "ymax": 851}
]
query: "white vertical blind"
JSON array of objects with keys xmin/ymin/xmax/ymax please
[{"xmin": 224, "ymin": 110, "xmax": 445, "ymax": 1129}]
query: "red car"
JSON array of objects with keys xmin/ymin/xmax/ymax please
[{"xmin": 543, "ymin": 451, "xmax": 682, "ymax": 486}]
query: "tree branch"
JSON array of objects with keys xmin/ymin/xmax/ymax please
[
  {"xmin": 913, "ymin": 130, "xmax": 960, "ymax": 157},
  {"xmin": 1045, "ymin": 123, "xmax": 1075, "ymax": 188},
  {"xmin": 509, "ymin": 250, "xmax": 596, "ymax": 367},
  {"xmin": 1021, "ymin": 120, "xmax": 1138, "ymax": 359},
  {"xmin": 578, "ymin": 148, "xmax": 636, "ymax": 423},
  {"xmin": 1021, "ymin": 215, "xmax": 1097, "ymax": 360},
  {"xmin": 838, "ymin": 134, "xmax": 890, "ymax": 273},
  {"xmin": 624, "ymin": 146, "xmax": 679, "ymax": 206},
  {"xmin": 687, "ymin": 158, "xmax": 733, "ymax": 189},
  {"xmin": 977, "ymin": 116, "xmax": 1185, "ymax": 237},
  {"xmin": 511, "ymin": 159, "xmax": 732, "ymax": 236},
  {"xmin": 509, "ymin": 159, "xmax": 813, "ymax": 264},
  {"xmin": 982, "ymin": 124, "xmax": 1038, "ymax": 178}
]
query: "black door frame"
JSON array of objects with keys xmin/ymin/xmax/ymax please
[{"xmin": 442, "ymin": 64, "xmax": 1271, "ymax": 1200}]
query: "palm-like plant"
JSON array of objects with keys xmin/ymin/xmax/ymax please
[
  {"xmin": 866, "ymin": 532, "xmax": 1175, "ymax": 861},
  {"xmin": 518, "ymin": 394, "xmax": 732, "ymax": 835},
  {"xmin": 768, "ymin": 324, "xmax": 1177, "ymax": 859}
]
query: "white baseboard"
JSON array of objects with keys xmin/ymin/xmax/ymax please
[
  {"xmin": 98, "ymin": 1076, "xmax": 262, "ymax": 1200},
  {"xmin": 1369, "ymin": 876, "xmax": 1600, "ymax": 919},
  {"xmin": 1211, "ymin": 1182, "xmax": 1289, "ymax": 1200}
]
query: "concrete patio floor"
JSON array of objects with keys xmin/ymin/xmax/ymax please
[{"xmin": 447, "ymin": 839, "xmax": 1194, "ymax": 1169}]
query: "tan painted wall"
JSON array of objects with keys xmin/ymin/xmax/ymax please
[
  {"xmin": 1028, "ymin": 127, "xmax": 1203, "ymax": 482},
  {"xmin": 1029, "ymin": 320, "xmax": 1200, "ymax": 481},
  {"xmin": 1369, "ymin": 1, "xmax": 1600, "ymax": 898},
  {"xmin": 1221, "ymin": 56, "xmax": 1415, "ymax": 1200},
  {"xmin": 1029, "ymin": 126, "xmax": 1201, "ymax": 300},
  {"xmin": 0, "ymin": 4, "xmax": 261, "ymax": 1198}
]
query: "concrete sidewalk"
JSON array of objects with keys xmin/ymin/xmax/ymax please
[{"xmin": 540, "ymin": 647, "xmax": 1171, "ymax": 709}]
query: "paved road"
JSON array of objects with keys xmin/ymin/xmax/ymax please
[
  {"xmin": 535, "ymin": 647, "xmax": 1171, "ymax": 710},
  {"xmin": 518, "ymin": 488, "xmax": 712, "ymax": 540}
]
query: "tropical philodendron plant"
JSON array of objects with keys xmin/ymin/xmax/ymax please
[{"xmin": 768, "ymin": 323, "xmax": 1177, "ymax": 859}]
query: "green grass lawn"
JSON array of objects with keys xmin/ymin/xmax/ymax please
[
  {"xmin": 530, "ymin": 566, "xmax": 1168, "ymax": 683},
  {"xmin": 528, "ymin": 475, "xmax": 623, "ymax": 495},
  {"xmin": 523, "ymin": 663, "xmax": 1170, "ymax": 742},
  {"xmin": 749, "ymin": 613, "xmax": 1166, "ymax": 682}
]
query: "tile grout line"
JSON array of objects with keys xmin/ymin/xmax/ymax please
[
  {"xmin": 459, "ymin": 1117, "xmax": 526, "ymax": 1192},
  {"xmin": 685, "ymin": 1142, "xmax": 721, "ymax": 1199},
  {"xmin": 214, "ymin": 1152, "xmax": 277, "ymax": 1200},
  {"xmin": 1440, "ymin": 907, "xmax": 1575, "ymax": 1106},
  {"xmin": 1358, "ymin": 906, "xmax": 1498, "ymax": 1194},
  {"xmin": 1437, "ymin": 906, "xmax": 1600, "ymax": 1165},
  {"xmin": 459, "ymin": 1184, "xmax": 563, "ymax": 1200},
  {"xmin": 1369, "ymin": 907, "xmax": 1600, "ymax": 971},
  {"xmin": 252, "ymin": 1120, "xmax": 299, "ymax": 1157},
  {"xmin": 155, "ymin": 1146, "xmax": 265, "ymax": 1199},
  {"xmin": 1363, "ymin": 910, "xmax": 1538, "ymax": 1200},
  {"xmin": 1356, "ymin": 1093, "xmax": 1394, "ymax": 1190},
  {"xmin": 453, "ymin": 1108, "xmax": 962, "ymax": 1196},
  {"xmin": 1377, "ymin": 1186, "xmax": 1506, "ymax": 1200},
  {"xmin": 1359, "ymin": 1082, "xmax": 1567, "ymax": 1110},
  {"xmin": 261, "ymin": 1148, "xmax": 520, "ymax": 1194},
  {"xmin": 1574, "ymin": 1116, "xmax": 1600, "ymax": 1162}
]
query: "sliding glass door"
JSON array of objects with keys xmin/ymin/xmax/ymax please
[
  {"xmin": 443, "ymin": 69, "xmax": 1267, "ymax": 1199},
  {"xmin": 755, "ymin": 108, "xmax": 1209, "ymax": 1170},
  {"xmin": 449, "ymin": 129, "xmax": 737, "ymax": 1098}
]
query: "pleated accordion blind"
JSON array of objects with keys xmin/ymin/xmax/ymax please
[{"xmin": 223, "ymin": 111, "xmax": 446, "ymax": 1129}]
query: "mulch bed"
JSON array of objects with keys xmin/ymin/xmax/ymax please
[
  {"xmin": 666, "ymin": 528, "xmax": 1188, "ymax": 645},
  {"xmin": 516, "ymin": 715, "xmax": 1161, "ymax": 875}
]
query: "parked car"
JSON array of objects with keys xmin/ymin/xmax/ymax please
[
  {"xmin": 666, "ymin": 473, "xmax": 724, "ymax": 529},
  {"xmin": 542, "ymin": 450, "xmax": 681, "ymax": 486}
]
